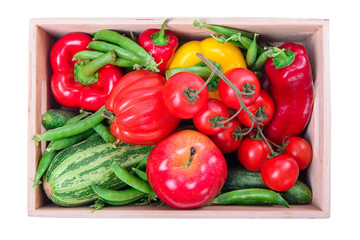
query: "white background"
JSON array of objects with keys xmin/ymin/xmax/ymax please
[{"xmin": 1, "ymin": 0, "xmax": 359, "ymax": 239}]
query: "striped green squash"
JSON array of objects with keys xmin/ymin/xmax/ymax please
[{"xmin": 43, "ymin": 136, "xmax": 154, "ymax": 207}]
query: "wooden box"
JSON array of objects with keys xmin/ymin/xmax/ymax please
[{"xmin": 28, "ymin": 17, "xmax": 330, "ymax": 218}]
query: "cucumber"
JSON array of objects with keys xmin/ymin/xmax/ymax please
[
  {"xmin": 43, "ymin": 136, "xmax": 154, "ymax": 207},
  {"xmin": 222, "ymin": 167, "xmax": 312, "ymax": 204},
  {"xmin": 41, "ymin": 109, "xmax": 77, "ymax": 130}
]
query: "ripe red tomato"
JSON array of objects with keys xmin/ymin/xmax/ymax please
[
  {"xmin": 284, "ymin": 136, "xmax": 312, "ymax": 171},
  {"xmin": 193, "ymin": 98, "xmax": 230, "ymax": 135},
  {"xmin": 146, "ymin": 130, "xmax": 227, "ymax": 209},
  {"xmin": 218, "ymin": 68, "xmax": 260, "ymax": 109},
  {"xmin": 237, "ymin": 138, "xmax": 270, "ymax": 171},
  {"xmin": 260, "ymin": 154, "xmax": 299, "ymax": 191},
  {"xmin": 236, "ymin": 90, "xmax": 275, "ymax": 128},
  {"xmin": 162, "ymin": 72, "xmax": 209, "ymax": 119},
  {"xmin": 210, "ymin": 118, "xmax": 242, "ymax": 154}
]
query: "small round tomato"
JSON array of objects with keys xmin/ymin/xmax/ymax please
[
  {"xmin": 260, "ymin": 154, "xmax": 299, "ymax": 191},
  {"xmin": 162, "ymin": 72, "xmax": 209, "ymax": 119},
  {"xmin": 218, "ymin": 68, "xmax": 260, "ymax": 109},
  {"xmin": 210, "ymin": 118, "xmax": 242, "ymax": 154},
  {"xmin": 237, "ymin": 137, "xmax": 270, "ymax": 171},
  {"xmin": 237, "ymin": 90, "xmax": 275, "ymax": 128},
  {"xmin": 284, "ymin": 136, "xmax": 312, "ymax": 171},
  {"xmin": 193, "ymin": 98, "xmax": 230, "ymax": 135}
]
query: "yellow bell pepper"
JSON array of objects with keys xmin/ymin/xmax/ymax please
[{"xmin": 169, "ymin": 37, "xmax": 247, "ymax": 73}]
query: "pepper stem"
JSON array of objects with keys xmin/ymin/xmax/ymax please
[
  {"xmin": 74, "ymin": 50, "xmax": 116, "ymax": 85},
  {"xmin": 151, "ymin": 19, "xmax": 170, "ymax": 46},
  {"xmin": 271, "ymin": 47, "xmax": 295, "ymax": 69},
  {"xmin": 185, "ymin": 147, "xmax": 196, "ymax": 168}
]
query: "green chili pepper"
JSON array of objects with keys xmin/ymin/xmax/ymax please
[{"xmin": 210, "ymin": 188, "xmax": 290, "ymax": 208}]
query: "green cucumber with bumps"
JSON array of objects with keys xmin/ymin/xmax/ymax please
[
  {"xmin": 41, "ymin": 109, "xmax": 77, "ymax": 130},
  {"xmin": 222, "ymin": 167, "xmax": 312, "ymax": 205},
  {"xmin": 43, "ymin": 136, "xmax": 154, "ymax": 207}
]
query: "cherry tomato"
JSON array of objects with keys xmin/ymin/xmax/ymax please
[
  {"xmin": 162, "ymin": 72, "xmax": 209, "ymax": 119},
  {"xmin": 237, "ymin": 137, "xmax": 270, "ymax": 171},
  {"xmin": 236, "ymin": 90, "xmax": 275, "ymax": 128},
  {"xmin": 210, "ymin": 118, "xmax": 242, "ymax": 154},
  {"xmin": 260, "ymin": 154, "xmax": 299, "ymax": 191},
  {"xmin": 284, "ymin": 136, "xmax": 312, "ymax": 171},
  {"xmin": 218, "ymin": 68, "xmax": 260, "ymax": 109},
  {"xmin": 193, "ymin": 98, "xmax": 230, "ymax": 135}
]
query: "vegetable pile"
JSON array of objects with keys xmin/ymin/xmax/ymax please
[{"xmin": 31, "ymin": 19, "xmax": 314, "ymax": 211}]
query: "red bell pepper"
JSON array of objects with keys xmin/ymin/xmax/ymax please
[
  {"xmin": 105, "ymin": 70, "xmax": 181, "ymax": 145},
  {"xmin": 263, "ymin": 42, "xmax": 314, "ymax": 145},
  {"xmin": 50, "ymin": 32, "xmax": 123, "ymax": 111},
  {"xmin": 137, "ymin": 20, "xmax": 178, "ymax": 75}
]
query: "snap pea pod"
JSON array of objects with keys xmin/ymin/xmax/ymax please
[
  {"xmin": 111, "ymin": 161, "xmax": 154, "ymax": 194},
  {"xmin": 87, "ymin": 41, "xmax": 146, "ymax": 66},
  {"xmin": 92, "ymin": 183, "xmax": 147, "ymax": 206},
  {"xmin": 92, "ymin": 123, "xmax": 118, "ymax": 145},
  {"xmin": 46, "ymin": 128, "xmax": 95, "ymax": 151},
  {"xmin": 135, "ymin": 158, "xmax": 147, "ymax": 170},
  {"xmin": 165, "ymin": 66, "xmax": 212, "ymax": 80},
  {"xmin": 250, "ymin": 49, "xmax": 274, "ymax": 72},
  {"xmin": 32, "ymin": 105, "xmax": 106, "ymax": 142},
  {"xmin": 32, "ymin": 111, "xmax": 90, "ymax": 189},
  {"xmin": 132, "ymin": 168, "xmax": 148, "ymax": 181},
  {"xmin": 73, "ymin": 50, "xmax": 135, "ymax": 68},
  {"xmin": 193, "ymin": 19, "xmax": 255, "ymax": 40},
  {"xmin": 210, "ymin": 188, "xmax": 290, "ymax": 208},
  {"xmin": 92, "ymin": 30, "xmax": 159, "ymax": 72},
  {"xmin": 246, "ymin": 34, "xmax": 259, "ymax": 68}
]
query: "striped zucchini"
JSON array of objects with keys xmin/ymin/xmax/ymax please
[{"xmin": 43, "ymin": 136, "xmax": 154, "ymax": 207}]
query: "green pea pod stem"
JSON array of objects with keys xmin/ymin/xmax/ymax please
[
  {"xmin": 92, "ymin": 183, "xmax": 147, "ymax": 206},
  {"xmin": 32, "ymin": 111, "xmax": 92, "ymax": 189},
  {"xmin": 132, "ymin": 168, "xmax": 148, "ymax": 181},
  {"xmin": 165, "ymin": 66, "xmax": 212, "ymax": 80},
  {"xmin": 32, "ymin": 150, "xmax": 57, "ymax": 189},
  {"xmin": 92, "ymin": 30, "xmax": 159, "ymax": 72},
  {"xmin": 73, "ymin": 50, "xmax": 135, "ymax": 68},
  {"xmin": 32, "ymin": 106, "xmax": 106, "ymax": 142},
  {"xmin": 210, "ymin": 188, "xmax": 290, "ymax": 208},
  {"xmin": 92, "ymin": 123, "xmax": 119, "ymax": 146},
  {"xmin": 193, "ymin": 19, "xmax": 255, "ymax": 40},
  {"xmin": 111, "ymin": 161, "xmax": 154, "ymax": 194},
  {"xmin": 46, "ymin": 128, "xmax": 95, "ymax": 152},
  {"xmin": 246, "ymin": 34, "xmax": 259, "ymax": 68},
  {"xmin": 87, "ymin": 41, "xmax": 146, "ymax": 66}
]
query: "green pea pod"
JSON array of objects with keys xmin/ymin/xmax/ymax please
[
  {"xmin": 33, "ymin": 111, "xmax": 91, "ymax": 189},
  {"xmin": 92, "ymin": 123, "xmax": 118, "ymax": 146},
  {"xmin": 193, "ymin": 19, "xmax": 255, "ymax": 40},
  {"xmin": 132, "ymin": 168, "xmax": 148, "ymax": 181},
  {"xmin": 73, "ymin": 50, "xmax": 135, "ymax": 68},
  {"xmin": 210, "ymin": 188, "xmax": 290, "ymax": 208},
  {"xmin": 92, "ymin": 183, "xmax": 147, "ymax": 206},
  {"xmin": 250, "ymin": 49, "xmax": 274, "ymax": 72},
  {"xmin": 92, "ymin": 30, "xmax": 159, "ymax": 72},
  {"xmin": 246, "ymin": 34, "xmax": 259, "ymax": 68},
  {"xmin": 46, "ymin": 128, "xmax": 95, "ymax": 152},
  {"xmin": 32, "ymin": 105, "xmax": 106, "ymax": 142},
  {"xmin": 87, "ymin": 41, "xmax": 146, "ymax": 66},
  {"xmin": 111, "ymin": 161, "xmax": 154, "ymax": 194}
]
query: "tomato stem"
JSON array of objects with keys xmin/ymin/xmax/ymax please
[
  {"xmin": 196, "ymin": 52, "xmax": 275, "ymax": 155},
  {"xmin": 185, "ymin": 147, "xmax": 196, "ymax": 168}
]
